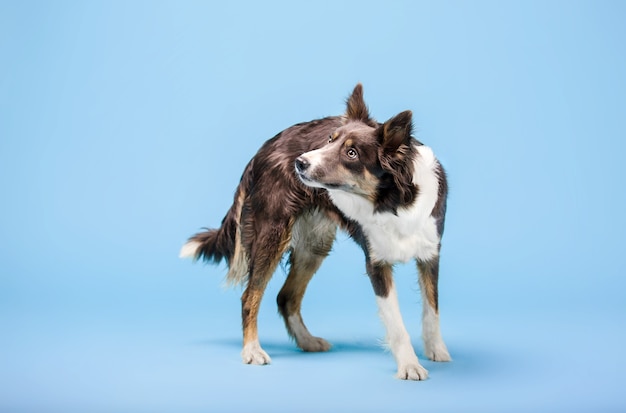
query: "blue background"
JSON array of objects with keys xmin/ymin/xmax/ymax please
[{"xmin": 1, "ymin": 1, "xmax": 625, "ymax": 412}]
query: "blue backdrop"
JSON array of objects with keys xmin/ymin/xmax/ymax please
[{"xmin": 1, "ymin": 1, "xmax": 625, "ymax": 412}]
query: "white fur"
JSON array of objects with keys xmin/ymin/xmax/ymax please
[
  {"xmin": 289, "ymin": 208, "xmax": 337, "ymax": 251},
  {"xmin": 328, "ymin": 145, "xmax": 441, "ymax": 263},
  {"xmin": 241, "ymin": 340, "xmax": 271, "ymax": 365},
  {"xmin": 287, "ymin": 315, "xmax": 332, "ymax": 352},
  {"xmin": 421, "ymin": 301, "xmax": 451, "ymax": 362},
  {"xmin": 376, "ymin": 282, "xmax": 428, "ymax": 380},
  {"xmin": 179, "ymin": 241, "xmax": 201, "ymax": 259}
]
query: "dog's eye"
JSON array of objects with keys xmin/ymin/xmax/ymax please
[
  {"xmin": 346, "ymin": 148, "xmax": 358, "ymax": 159},
  {"xmin": 328, "ymin": 135, "xmax": 333, "ymax": 143}
]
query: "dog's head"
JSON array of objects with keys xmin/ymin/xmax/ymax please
[{"xmin": 296, "ymin": 84, "xmax": 418, "ymax": 212}]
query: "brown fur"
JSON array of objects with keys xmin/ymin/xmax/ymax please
[
  {"xmin": 181, "ymin": 84, "xmax": 450, "ymax": 375},
  {"xmin": 417, "ymin": 259, "xmax": 440, "ymax": 310}
]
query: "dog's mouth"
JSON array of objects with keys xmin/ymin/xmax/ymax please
[
  {"xmin": 297, "ymin": 171, "xmax": 348, "ymax": 191},
  {"xmin": 296, "ymin": 170, "xmax": 311, "ymax": 182},
  {"xmin": 297, "ymin": 170, "xmax": 326, "ymax": 188}
]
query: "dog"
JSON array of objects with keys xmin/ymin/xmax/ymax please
[{"xmin": 180, "ymin": 84, "xmax": 451, "ymax": 380}]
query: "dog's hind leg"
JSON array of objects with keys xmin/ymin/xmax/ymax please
[
  {"xmin": 277, "ymin": 253, "xmax": 331, "ymax": 352},
  {"xmin": 240, "ymin": 221, "xmax": 292, "ymax": 365},
  {"xmin": 277, "ymin": 211, "xmax": 336, "ymax": 352},
  {"xmin": 417, "ymin": 256, "xmax": 451, "ymax": 362}
]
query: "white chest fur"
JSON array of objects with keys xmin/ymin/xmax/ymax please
[{"xmin": 328, "ymin": 145, "xmax": 441, "ymax": 263}]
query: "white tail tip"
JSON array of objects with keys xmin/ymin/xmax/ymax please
[{"xmin": 179, "ymin": 241, "xmax": 201, "ymax": 259}]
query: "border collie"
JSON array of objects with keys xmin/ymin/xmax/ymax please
[{"xmin": 180, "ymin": 84, "xmax": 451, "ymax": 380}]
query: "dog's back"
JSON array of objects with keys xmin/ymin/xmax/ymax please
[{"xmin": 180, "ymin": 116, "xmax": 343, "ymax": 282}]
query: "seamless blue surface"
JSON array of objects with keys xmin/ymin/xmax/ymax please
[{"xmin": 1, "ymin": 1, "xmax": 625, "ymax": 412}]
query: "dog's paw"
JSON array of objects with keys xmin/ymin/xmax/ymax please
[
  {"xmin": 425, "ymin": 341, "xmax": 452, "ymax": 362},
  {"xmin": 241, "ymin": 342, "xmax": 271, "ymax": 365},
  {"xmin": 298, "ymin": 336, "xmax": 332, "ymax": 352},
  {"xmin": 396, "ymin": 362, "xmax": 429, "ymax": 381}
]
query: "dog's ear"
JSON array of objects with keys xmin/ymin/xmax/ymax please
[
  {"xmin": 378, "ymin": 110, "xmax": 413, "ymax": 153},
  {"xmin": 345, "ymin": 83, "xmax": 372, "ymax": 123}
]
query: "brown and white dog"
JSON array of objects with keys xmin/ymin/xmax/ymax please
[{"xmin": 180, "ymin": 84, "xmax": 451, "ymax": 380}]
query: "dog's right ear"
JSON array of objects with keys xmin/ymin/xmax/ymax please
[
  {"xmin": 377, "ymin": 110, "xmax": 413, "ymax": 155},
  {"xmin": 345, "ymin": 83, "xmax": 373, "ymax": 124}
]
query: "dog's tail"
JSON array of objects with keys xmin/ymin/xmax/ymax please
[{"xmin": 179, "ymin": 161, "xmax": 252, "ymax": 286}]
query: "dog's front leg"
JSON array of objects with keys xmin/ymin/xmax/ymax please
[
  {"xmin": 417, "ymin": 257, "xmax": 451, "ymax": 362},
  {"xmin": 367, "ymin": 261, "xmax": 428, "ymax": 380}
]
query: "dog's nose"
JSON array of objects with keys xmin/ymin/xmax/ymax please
[{"xmin": 295, "ymin": 157, "xmax": 310, "ymax": 173}]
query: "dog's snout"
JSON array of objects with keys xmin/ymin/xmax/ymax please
[{"xmin": 295, "ymin": 157, "xmax": 310, "ymax": 173}]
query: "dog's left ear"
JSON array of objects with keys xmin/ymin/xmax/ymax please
[
  {"xmin": 378, "ymin": 110, "xmax": 413, "ymax": 153},
  {"xmin": 346, "ymin": 83, "xmax": 372, "ymax": 123}
]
